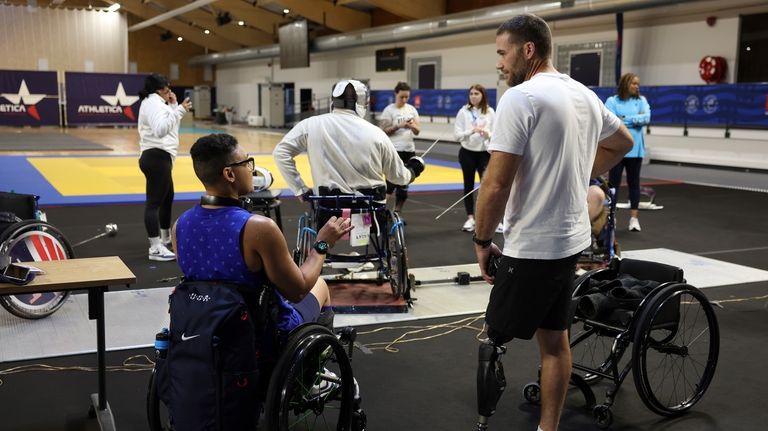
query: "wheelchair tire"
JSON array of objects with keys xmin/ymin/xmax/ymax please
[
  {"xmin": 0, "ymin": 220, "xmax": 74, "ymax": 319},
  {"xmin": 146, "ymin": 370, "xmax": 174, "ymax": 431},
  {"xmin": 386, "ymin": 211, "xmax": 408, "ymax": 298},
  {"xmin": 264, "ymin": 324, "xmax": 356, "ymax": 431},
  {"xmin": 632, "ymin": 283, "xmax": 719, "ymax": 416}
]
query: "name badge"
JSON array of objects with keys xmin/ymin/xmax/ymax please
[{"xmin": 350, "ymin": 212, "xmax": 372, "ymax": 247}]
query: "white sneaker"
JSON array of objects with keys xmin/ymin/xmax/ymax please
[
  {"xmin": 628, "ymin": 217, "xmax": 641, "ymax": 232},
  {"xmin": 310, "ymin": 368, "xmax": 339, "ymax": 397},
  {"xmin": 495, "ymin": 223, "xmax": 504, "ymax": 234},
  {"xmin": 462, "ymin": 218, "xmax": 475, "ymax": 232},
  {"xmin": 149, "ymin": 244, "xmax": 176, "ymax": 261}
]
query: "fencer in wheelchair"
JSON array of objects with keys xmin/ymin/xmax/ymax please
[
  {"xmin": 147, "ymin": 133, "xmax": 365, "ymax": 430},
  {"xmin": 273, "ymin": 79, "xmax": 426, "ymax": 298}
]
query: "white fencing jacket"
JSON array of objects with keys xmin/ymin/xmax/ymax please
[{"xmin": 273, "ymin": 109, "xmax": 414, "ymax": 196}]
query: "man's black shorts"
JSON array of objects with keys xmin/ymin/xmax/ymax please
[{"xmin": 485, "ymin": 253, "xmax": 579, "ymax": 341}]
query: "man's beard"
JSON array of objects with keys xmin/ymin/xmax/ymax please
[{"xmin": 507, "ymin": 49, "xmax": 530, "ymax": 87}]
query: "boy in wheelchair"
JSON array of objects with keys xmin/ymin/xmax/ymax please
[{"xmin": 157, "ymin": 133, "xmax": 358, "ymax": 430}]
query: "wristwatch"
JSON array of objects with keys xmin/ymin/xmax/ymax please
[
  {"xmin": 313, "ymin": 240, "xmax": 329, "ymax": 254},
  {"xmin": 472, "ymin": 234, "xmax": 492, "ymax": 248}
]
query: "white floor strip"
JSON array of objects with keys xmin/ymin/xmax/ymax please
[{"xmin": 2, "ymin": 249, "xmax": 766, "ymax": 362}]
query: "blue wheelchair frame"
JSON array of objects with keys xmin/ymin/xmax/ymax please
[{"xmin": 294, "ymin": 195, "xmax": 410, "ymax": 298}]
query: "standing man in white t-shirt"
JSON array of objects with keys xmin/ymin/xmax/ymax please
[
  {"xmin": 379, "ymin": 82, "xmax": 421, "ymax": 217},
  {"xmin": 473, "ymin": 15, "xmax": 633, "ymax": 431}
]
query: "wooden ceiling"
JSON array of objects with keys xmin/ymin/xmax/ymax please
[{"xmin": 2, "ymin": 0, "xmax": 519, "ymax": 52}]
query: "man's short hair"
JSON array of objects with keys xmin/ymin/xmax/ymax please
[
  {"xmin": 190, "ymin": 133, "xmax": 239, "ymax": 185},
  {"xmin": 496, "ymin": 14, "xmax": 552, "ymax": 59}
]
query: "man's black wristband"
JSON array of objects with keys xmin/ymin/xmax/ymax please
[{"xmin": 472, "ymin": 234, "xmax": 492, "ymax": 248}]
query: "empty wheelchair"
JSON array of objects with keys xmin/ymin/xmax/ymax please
[
  {"xmin": 523, "ymin": 258, "xmax": 719, "ymax": 428},
  {"xmin": 146, "ymin": 282, "xmax": 366, "ymax": 431},
  {"xmin": 0, "ymin": 191, "xmax": 74, "ymax": 319},
  {"xmin": 294, "ymin": 191, "xmax": 409, "ymax": 299}
]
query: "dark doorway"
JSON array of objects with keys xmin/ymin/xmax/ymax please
[
  {"xmin": 299, "ymin": 88, "xmax": 312, "ymax": 112},
  {"xmin": 570, "ymin": 52, "xmax": 601, "ymax": 87},
  {"xmin": 418, "ymin": 64, "xmax": 436, "ymax": 89},
  {"xmin": 737, "ymin": 12, "xmax": 768, "ymax": 82}
]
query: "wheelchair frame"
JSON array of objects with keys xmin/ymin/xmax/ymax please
[
  {"xmin": 522, "ymin": 259, "xmax": 720, "ymax": 429},
  {"xmin": 0, "ymin": 196, "xmax": 75, "ymax": 319},
  {"xmin": 294, "ymin": 195, "xmax": 410, "ymax": 299},
  {"xmin": 146, "ymin": 321, "xmax": 366, "ymax": 431}
]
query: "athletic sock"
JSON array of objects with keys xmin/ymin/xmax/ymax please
[
  {"xmin": 149, "ymin": 236, "xmax": 162, "ymax": 248},
  {"xmin": 160, "ymin": 229, "xmax": 171, "ymax": 243}
]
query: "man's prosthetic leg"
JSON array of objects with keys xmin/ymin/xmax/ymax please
[{"xmin": 476, "ymin": 329, "xmax": 511, "ymax": 430}]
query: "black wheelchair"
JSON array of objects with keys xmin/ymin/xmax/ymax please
[
  {"xmin": 146, "ymin": 287, "xmax": 366, "ymax": 431},
  {"xmin": 0, "ymin": 191, "xmax": 75, "ymax": 319},
  {"xmin": 294, "ymin": 191, "xmax": 410, "ymax": 299},
  {"xmin": 522, "ymin": 258, "xmax": 720, "ymax": 429}
]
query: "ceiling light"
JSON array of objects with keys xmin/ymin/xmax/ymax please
[
  {"xmin": 283, "ymin": 8, "xmax": 289, "ymax": 14},
  {"xmin": 106, "ymin": 3, "xmax": 120, "ymax": 12},
  {"xmin": 238, "ymin": 20, "xmax": 245, "ymax": 26},
  {"xmin": 204, "ymin": 29, "xmax": 210, "ymax": 34},
  {"xmin": 177, "ymin": 36, "xmax": 183, "ymax": 42},
  {"xmin": 746, "ymin": 46, "xmax": 751, "ymax": 51}
]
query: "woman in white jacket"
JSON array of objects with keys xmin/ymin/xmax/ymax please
[
  {"xmin": 453, "ymin": 84, "xmax": 498, "ymax": 232},
  {"xmin": 137, "ymin": 73, "xmax": 191, "ymax": 261}
]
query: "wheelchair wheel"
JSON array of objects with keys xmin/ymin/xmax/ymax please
[
  {"xmin": 0, "ymin": 220, "xmax": 74, "ymax": 319},
  {"xmin": 146, "ymin": 370, "xmax": 173, "ymax": 431},
  {"xmin": 632, "ymin": 283, "xmax": 719, "ymax": 416},
  {"xmin": 264, "ymin": 324, "xmax": 356, "ymax": 431},
  {"xmin": 294, "ymin": 213, "xmax": 313, "ymax": 266},
  {"xmin": 386, "ymin": 211, "xmax": 408, "ymax": 298}
]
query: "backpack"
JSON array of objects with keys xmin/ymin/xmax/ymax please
[{"xmin": 155, "ymin": 280, "xmax": 265, "ymax": 431}]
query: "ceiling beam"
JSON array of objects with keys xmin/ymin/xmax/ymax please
[
  {"xmin": 148, "ymin": 0, "xmax": 273, "ymax": 46},
  {"xmin": 278, "ymin": 0, "xmax": 370, "ymax": 32},
  {"xmin": 120, "ymin": 0, "xmax": 241, "ymax": 51},
  {"xmin": 364, "ymin": 0, "xmax": 445, "ymax": 20},
  {"xmin": 128, "ymin": 0, "xmax": 218, "ymax": 31}
]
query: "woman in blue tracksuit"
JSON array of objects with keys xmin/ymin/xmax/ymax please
[{"xmin": 605, "ymin": 73, "xmax": 651, "ymax": 232}]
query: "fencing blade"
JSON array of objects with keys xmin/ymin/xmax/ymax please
[
  {"xmin": 435, "ymin": 186, "xmax": 480, "ymax": 220},
  {"xmin": 420, "ymin": 138, "xmax": 440, "ymax": 158}
]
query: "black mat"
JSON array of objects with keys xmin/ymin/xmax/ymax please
[
  {"xmin": 1, "ymin": 281, "xmax": 766, "ymax": 430},
  {"xmin": 0, "ymin": 132, "xmax": 112, "ymax": 151}
]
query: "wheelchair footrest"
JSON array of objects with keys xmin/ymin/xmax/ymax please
[{"xmin": 570, "ymin": 373, "xmax": 597, "ymax": 410}]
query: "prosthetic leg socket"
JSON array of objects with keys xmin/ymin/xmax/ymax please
[{"xmin": 477, "ymin": 341, "xmax": 507, "ymax": 429}]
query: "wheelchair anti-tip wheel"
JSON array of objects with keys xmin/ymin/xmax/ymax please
[
  {"xmin": 632, "ymin": 283, "xmax": 719, "ymax": 417},
  {"xmin": 146, "ymin": 370, "xmax": 172, "ymax": 431},
  {"xmin": 522, "ymin": 382, "xmax": 541, "ymax": 404},
  {"xmin": 386, "ymin": 211, "xmax": 408, "ymax": 298},
  {"xmin": 264, "ymin": 324, "xmax": 358, "ymax": 431},
  {"xmin": 592, "ymin": 404, "xmax": 613, "ymax": 429},
  {"xmin": 0, "ymin": 220, "xmax": 74, "ymax": 319}
]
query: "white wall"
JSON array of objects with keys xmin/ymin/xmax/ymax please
[
  {"xmin": 216, "ymin": 12, "xmax": 743, "ymax": 117},
  {"xmin": 0, "ymin": 5, "xmax": 127, "ymax": 73}
]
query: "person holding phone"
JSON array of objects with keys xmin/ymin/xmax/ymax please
[
  {"xmin": 379, "ymin": 81, "xmax": 421, "ymax": 217},
  {"xmin": 137, "ymin": 73, "xmax": 192, "ymax": 261}
]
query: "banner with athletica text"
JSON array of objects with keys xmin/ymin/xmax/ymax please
[
  {"xmin": 64, "ymin": 72, "xmax": 147, "ymax": 126},
  {"xmin": 0, "ymin": 70, "xmax": 60, "ymax": 126}
]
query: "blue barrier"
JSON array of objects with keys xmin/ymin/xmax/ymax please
[{"xmin": 373, "ymin": 84, "xmax": 768, "ymax": 128}]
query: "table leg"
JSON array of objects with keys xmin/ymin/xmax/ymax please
[{"xmin": 88, "ymin": 286, "xmax": 117, "ymax": 430}]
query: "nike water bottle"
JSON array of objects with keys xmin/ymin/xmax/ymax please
[{"xmin": 154, "ymin": 328, "xmax": 169, "ymax": 359}]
